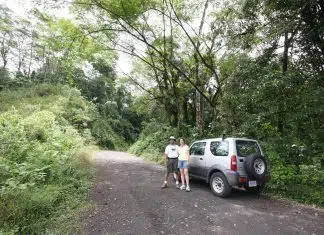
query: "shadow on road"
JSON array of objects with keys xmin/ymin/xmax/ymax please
[{"xmin": 189, "ymin": 178, "xmax": 268, "ymax": 201}]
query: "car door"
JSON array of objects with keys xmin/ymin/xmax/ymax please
[
  {"xmin": 235, "ymin": 140, "xmax": 262, "ymax": 177},
  {"xmin": 189, "ymin": 141, "xmax": 207, "ymax": 178},
  {"xmin": 207, "ymin": 140, "xmax": 229, "ymax": 171}
]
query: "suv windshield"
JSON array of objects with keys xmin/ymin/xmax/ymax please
[{"xmin": 236, "ymin": 140, "xmax": 261, "ymax": 157}]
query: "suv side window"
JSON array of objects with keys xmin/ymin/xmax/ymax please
[
  {"xmin": 210, "ymin": 141, "xmax": 229, "ymax": 156},
  {"xmin": 190, "ymin": 142, "xmax": 206, "ymax": 155}
]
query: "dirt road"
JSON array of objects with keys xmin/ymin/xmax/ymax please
[{"xmin": 82, "ymin": 151, "xmax": 324, "ymax": 235}]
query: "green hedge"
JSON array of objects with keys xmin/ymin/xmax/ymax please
[
  {"xmin": 0, "ymin": 85, "xmax": 96, "ymax": 234},
  {"xmin": 264, "ymin": 143, "xmax": 324, "ymax": 207},
  {"xmin": 129, "ymin": 121, "xmax": 178, "ymax": 164}
]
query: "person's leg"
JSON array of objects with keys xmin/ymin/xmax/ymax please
[
  {"xmin": 174, "ymin": 173, "xmax": 179, "ymax": 188},
  {"xmin": 184, "ymin": 168, "xmax": 189, "ymax": 186},
  {"xmin": 179, "ymin": 168, "xmax": 186, "ymax": 190},
  {"xmin": 176, "ymin": 158, "xmax": 180, "ymax": 182},
  {"xmin": 184, "ymin": 162, "xmax": 190, "ymax": 191},
  {"xmin": 173, "ymin": 173, "xmax": 178, "ymax": 181},
  {"xmin": 162, "ymin": 172, "xmax": 169, "ymax": 188},
  {"xmin": 165, "ymin": 172, "xmax": 169, "ymax": 182},
  {"xmin": 180, "ymin": 168, "xmax": 185, "ymax": 185},
  {"xmin": 162, "ymin": 159, "xmax": 170, "ymax": 188},
  {"xmin": 173, "ymin": 173, "xmax": 177, "ymax": 182},
  {"xmin": 178, "ymin": 160, "xmax": 185, "ymax": 190},
  {"xmin": 173, "ymin": 159, "xmax": 179, "ymax": 187}
]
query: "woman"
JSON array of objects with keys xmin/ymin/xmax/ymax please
[{"xmin": 178, "ymin": 138, "xmax": 190, "ymax": 192}]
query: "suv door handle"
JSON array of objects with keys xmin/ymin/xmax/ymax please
[{"xmin": 200, "ymin": 158, "xmax": 203, "ymax": 160}]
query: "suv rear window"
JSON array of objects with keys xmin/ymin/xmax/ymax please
[{"xmin": 236, "ymin": 140, "xmax": 261, "ymax": 157}]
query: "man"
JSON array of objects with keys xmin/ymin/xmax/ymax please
[{"xmin": 161, "ymin": 136, "xmax": 180, "ymax": 188}]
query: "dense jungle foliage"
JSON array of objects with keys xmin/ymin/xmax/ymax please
[{"xmin": 0, "ymin": 0, "xmax": 323, "ymax": 233}]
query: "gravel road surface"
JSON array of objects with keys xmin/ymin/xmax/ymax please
[{"xmin": 82, "ymin": 151, "xmax": 324, "ymax": 235}]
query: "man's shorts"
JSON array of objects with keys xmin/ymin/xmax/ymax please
[
  {"xmin": 178, "ymin": 160, "xmax": 189, "ymax": 169},
  {"xmin": 167, "ymin": 158, "xmax": 179, "ymax": 173}
]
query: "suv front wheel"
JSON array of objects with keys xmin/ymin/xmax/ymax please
[{"xmin": 210, "ymin": 172, "xmax": 232, "ymax": 198}]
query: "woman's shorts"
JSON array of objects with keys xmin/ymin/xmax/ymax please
[{"xmin": 178, "ymin": 160, "xmax": 189, "ymax": 169}]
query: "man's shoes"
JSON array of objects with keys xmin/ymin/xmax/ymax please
[
  {"xmin": 161, "ymin": 183, "xmax": 168, "ymax": 188},
  {"xmin": 180, "ymin": 185, "xmax": 186, "ymax": 190},
  {"xmin": 186, "ymin": 185, "xmax": 191, "ymax": 192}
]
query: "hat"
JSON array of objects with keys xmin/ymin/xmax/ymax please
[{"xmin": 169, "ymin": 136, "xmax": 176, "ymax": 140}]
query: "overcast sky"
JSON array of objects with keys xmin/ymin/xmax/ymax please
[{"xmin": 0, "ymin": 0, "xmax": 132, "ymax": 74}]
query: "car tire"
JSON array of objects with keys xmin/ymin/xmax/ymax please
[
  {"xmin": 210, "ymin": 172, "xmax": 232, "ymax": 198},
  {"xmin": 244, "ymin": 154, "xmax": 268, "ymax": 180}
]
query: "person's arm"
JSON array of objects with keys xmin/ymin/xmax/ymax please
[
  {"xmin": 176, "ymin": 145, "xmax": 179, "ymax": 158},
  {"xmin": 162, "ymin": 146, "xmax": 167, "ymax": 165},
  {"xmin": 186, "ymin": 145, "xmax": 190, "ymax": 163},
  {"xmin": 164, "ymin": 146, "xmax": 169, "ymax": 159}
]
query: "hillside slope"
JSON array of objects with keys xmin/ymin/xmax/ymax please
[{"xmin": 0, "ymin": 84, "xmax": 96, "ymax": 234}]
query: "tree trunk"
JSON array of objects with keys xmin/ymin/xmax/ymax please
[
  {"xmin": 278, "ymin": 32, "xmax": 289, "ymax": 134},
  {"xmin": 183, "ymin": 97, "xmax": 189, "ymax": 125},
  {"xmin": 27, "ymin": 42, "xmax": 34, "ymax": 78},
  {"xmin": 194, "ymin": 0, "xmax": 209, "ymax": 135},
  {"xmin": 196, "ymin": 89, "xmax": 204, "ymax": 135},
  {"xmin": 3, "ymin": 58, "xmax": 7, "ymax": 68},
  {"xmin": 0, "ymin": 37, "xmax": 8, "ymax": 68},
  {"xmin": 177, "ymin": 99, "xmax": 183, "ymax": 131},
  {"xmin": 282, "ymin": 32, "xmax": 289, "ymax": 74}
]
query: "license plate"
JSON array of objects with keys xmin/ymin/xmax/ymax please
[{"xmin": 248, "ymin": 181, "xmax": 257, "ymax": 187}]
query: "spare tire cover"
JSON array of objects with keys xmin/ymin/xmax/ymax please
[{"xmin": 244, "ymin": 154, "xmax": 268, "ymax": 179}]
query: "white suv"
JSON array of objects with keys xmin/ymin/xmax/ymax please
[{"xmin": 189, "ymin": 137, "xmax": 269, "ymax": 197}]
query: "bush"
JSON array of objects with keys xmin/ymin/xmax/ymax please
[
  {"xmin": 91, "ymin": 117, "xmax": 128, "ymax": 150},
  {"xmin": 0, "ymin": 85, "xmax": 95, "ymax": 234},
  {"xmin": 263, "ymin": 141, "xmax": 324, "ymax": 207},
  {"xmin": 90, "ymin": 103, "xmax": 139, "ymax": 150},
  {"xmin": 129, "ymin": 121, "xmax": 178, "ymax": 164}
]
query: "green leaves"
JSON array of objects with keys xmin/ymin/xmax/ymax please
[
  {"xmin": 45, "ymin": 18, "xmax": 102, "ymax": 61},
  {"xmin": 129, "ymin": 121, "xmax": 178, "ymax": 163},
  {"xmin": 0, "ymin": 84, "xmax": 95, "ymax": 234},
  {"xmin": 76, "ymin": 0, "xmax": 158, "ymax": 21}
]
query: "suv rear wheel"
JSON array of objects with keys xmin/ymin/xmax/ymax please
[{"xmin": 210, "ymin": 172, "xmax": 231, "ymax": 198}]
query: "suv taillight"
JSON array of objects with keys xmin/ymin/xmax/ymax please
[{"xmin": 231, "ymin": 155, "xmax": 237, "ymax": 171}]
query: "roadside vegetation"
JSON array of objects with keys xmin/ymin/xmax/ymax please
[
  {"xmin": 0, "ymin": 84, "xmax": 97, "ymax": 234},
  {"xmin": 0, "ymin": 0, "xmax": 323, "ymax": 233}
]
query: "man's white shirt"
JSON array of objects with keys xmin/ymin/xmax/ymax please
[{"xmin": 165, "ymin": 144, "xmax": 179, "ymax": 158}]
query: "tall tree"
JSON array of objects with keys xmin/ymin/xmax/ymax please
[{"xmin": 67, "ymin": 0, "xmax": 224, "ymax": 133}]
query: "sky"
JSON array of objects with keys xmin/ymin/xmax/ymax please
[{"xmin": 0, "ymin": 0, "xmax": 132, "ymax": 74}]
